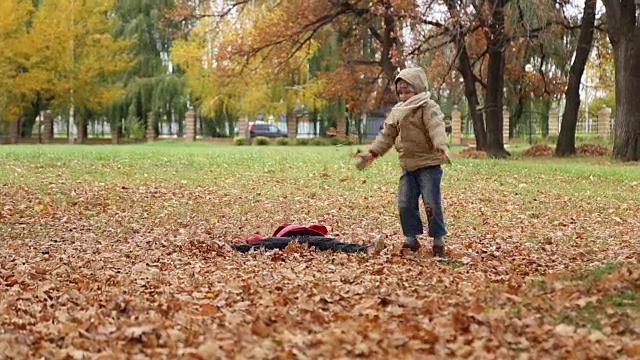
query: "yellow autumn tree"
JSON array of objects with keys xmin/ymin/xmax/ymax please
[
  {"xmin": 170, "ymin": 1, "xmax": 325, "ymax": 121},
  {"xmin": 1, "ymin": 0, "xmax": 130, "ymax": 140},
  {"xmin": 0, "ymin": 0, "xmax": 33, "ymax": 126},
  {"xmin": 23, "ymin": 0, "xmax": 130, "ymax": 111}
]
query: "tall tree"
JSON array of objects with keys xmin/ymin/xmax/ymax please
[
  {"xmin": 443, "ymin": 0, "xmax": 487, "ymax": 150},
  {"xmin": 417, "ymin": 0, "xmax": 571, "ymax": 155},
  {"xmin": 0, "ymin": 0, "xmax": 31, "ymax": 139},
  {"xmin": 172, "ymin": 0, "xmax": 414, "ymax": 121},
  {"xmin": 602, "ymin": 0, "xmax": 640, "ymax": 161},
  {"xmin": 481, "ymin": 0, "xmax": 511, "ymax": 157},
  {"xmin": 556, "ymin": 0, "xmax": 596, "ymax": 156},
  {"xmin": 1, "ymin": 0, "xmax": 130, "ymax": 142},
  {"xmin": 108, "ymin": 0, "xmax": 186, "ymax": 142}
]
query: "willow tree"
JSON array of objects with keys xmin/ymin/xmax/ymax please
[{"xmin": 108, "ymin": 0, "xmax": 187, "ymax": 142}]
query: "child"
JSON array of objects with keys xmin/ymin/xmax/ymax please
[{"xmin": 357, "ymin": 67, "xmax": 449, "ymax": 258}]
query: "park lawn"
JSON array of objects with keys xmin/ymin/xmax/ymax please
[{"xmin": 0, "ymin": 142, "xmax": 638, "ymax": 359}]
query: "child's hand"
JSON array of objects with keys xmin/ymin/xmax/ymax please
[
  {"xmin": 356, "ymin": 151, "xmax": 375, "ymax": 170},
  {"xmin": 436, "ymin": 145, "xmax": 452, "ymax": 164}
]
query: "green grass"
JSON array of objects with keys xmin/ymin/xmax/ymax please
[
  {"xmin": 1, "ymin": 142, "xmax": 639, "ymax": 209},
  {"xmin": 555, "ymin": 287, "xmax": 639, "ymax": 333},
  {"xmin": 2, "ymin": 142, "xmax": 639, "ymax": 180},
  {"xmin": 564, "ymin": 261, "xmax": 622, "ymax": 284},
  {"xmin": 551, "ymin": 261, "xmax": 639, "ymax": 333}
]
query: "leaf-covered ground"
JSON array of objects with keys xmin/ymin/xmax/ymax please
[{"xmin": 1, "ymin": 143, "xmax": 639, "ymax": 359}]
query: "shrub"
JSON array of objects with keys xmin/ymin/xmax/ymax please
[
  {"xmin": 329, "ymin": 136, "xmax": 355, "ymax": 146},
  {"xmin": 295, "ymin": 138, "xmax": 310, "ymax": 146},
  {"xmin": 275, "ymin": 137, "xmax": 289, "ymax": 146},
  {"xmin": 522, "ymin": 144, "xmax": 554, "ymax": 157},
  {"xmin": 576, "ymin": 134, "xmax": 608, "ymax": 145},
  {"xmin": 532, "ymin": 136, "xmax": 548, "ymax": 145},
  {"xmin": 252, "ymin": 136, "xmax": 270, "ymax": 146},
  {"xmin": 546, "ymin": 135, "xmax": 559, "ymax": 145},
  {"xmin": 124, "ymin": 116, "xmax": 145, "ymax": 140},
  {"xmin": 310, "ymin": 137, "xmax": 328, "ymax": 146},
  {"xmin": 233, "ymin": 136, "xmax": 246, "ymax": 145}
]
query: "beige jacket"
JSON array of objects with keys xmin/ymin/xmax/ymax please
[{"xmin": 370, "ymin": 68, "xmax": 448, "ymax": 171}]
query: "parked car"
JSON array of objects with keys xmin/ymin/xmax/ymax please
[{"xmin": 248, "ymin": 122, "xmax": 287, "ymax": 138}]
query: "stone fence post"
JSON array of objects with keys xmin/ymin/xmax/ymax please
[
  {"xmin": 236, "ymin": 115, "xmax": 250, "ymax": 144},
  {"xmin": 42, "ymin": 111, "xmax": 54, "ymax": 143},
  {"xmin": 597, "ymin": 106, "xmax": 612, "ymax": 137},
  {"xmin": 287, "ymin": 116, "xmax": 297, "ymax": 143},
  {"xmin": 185, "ymin": 107, "xmax": 196, "ymax": 142},
  {"xmin": 111, "ymin": 120, "xmax": 120, "ymax": 144},
  {"xmin": 548, "ymin": 107, "xmax": 559, "ymax": 137},
  {"xmin": 502, "ymin": 106, "xmax": 510, "ymax": 144},
  {"xmin": 451, "ymin": 106, "xmax": 462, "ymax": 145}
]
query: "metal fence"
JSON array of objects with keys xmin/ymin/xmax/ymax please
[
  {"xmin": 458, "ymin": 109, "xmax": 604, "ymax": 140},
  {"xmin": 18, "ymin": 107, "xmax": 611, "ymax": 143}
]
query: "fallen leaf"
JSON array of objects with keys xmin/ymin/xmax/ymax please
[
  {"xmin": 553, "ymin": 324, "xmax": 575, "ymax": 337},
  {"xmin": 624, "ymin": 342, "xmax": 640, "ymax": 357},
  {"xmin": 251, "ymin": 319, "xmax": 270, "ymax": 337},
  {"xmin": 197, "ymin": 341, "xmax": 224, "ymax": 358},
  {"xmin": 199, "ymin": 303, "xmax": 219, "ymax": 316},
  {"xmin": 124, "ymin": 325, "xmax": 155, "ymax": 339}
]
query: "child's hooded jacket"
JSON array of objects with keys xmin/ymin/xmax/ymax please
[{"xmin": 370, "ymin": 67, "xmax": 448, "ymax": 171}]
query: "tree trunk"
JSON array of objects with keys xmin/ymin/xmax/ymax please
[
  {"xmin": 77, "ymin": 117, "xmax": 87, "ymax": 144},
  {"xmin": 513, "ymin": 96, "xmax": 524, "ymax": 138},
  {"xmin": 602, "ymin": 0, "xmax": 640, "ymax": 161},
  {"xmin": 377, "ymin": 5, "xmax": 399, "ymax": 108},
  {"xmin": 611, "ymin": 33, "xmax": 640, "ymax": 160},
  {"xmin": 557, "ymin": 0, "xmax": 596, "ymax": 156},
  {"xmin": 9, "ymin": 119, "xmax": 20, "ymax": 144},
  {"xmin": 21, "ymin": 100, "xmax": 39, "ymax": 138},
  {"xmin": 458, "ymin": 45, "xmax": 487, "ymax": 151},
  {"xmin": 484, "ymin": 0, "xmax": 509, "ymax": 158},
  {"xmin": 445, "ymin": 0, "xmax": 487, "ymax": 150}
]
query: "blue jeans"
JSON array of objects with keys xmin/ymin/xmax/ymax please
[{"xmin": 398, "ymin": 165, "xmax": 447, "ymax": 239}]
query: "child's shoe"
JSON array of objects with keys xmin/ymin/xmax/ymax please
[
  {"xmin": 402, "ymin": 237, "xmax": 420, "ymax": 252},
  {"xmin": 432, "ymin": 244, "xmax": 446, "ymax": 258}
]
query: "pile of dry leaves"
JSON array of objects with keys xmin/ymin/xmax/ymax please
[
  {"xmin": 521, "ymin": 144, "xmax": 555, "ymax": 157},
  {"xmin": 457, "ymin": 147, "xmax": 488, "ymax": 159},
  {"xmin": 576, "ymin": 144, "xmax": 611, "ymax": 157}
]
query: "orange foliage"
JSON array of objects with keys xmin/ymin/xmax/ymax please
[{"xmin": 317, "ymin": 65, "xmax": 380, "ymax": 112}]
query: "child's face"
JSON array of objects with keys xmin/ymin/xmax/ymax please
[{"xmin": 396, "ymin": 80, "xmax": 416, "ymax": 102}]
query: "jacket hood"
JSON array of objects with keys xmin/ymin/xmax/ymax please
[{"xmin": 394, "ymin": 67, "xmax": 429, "ymax": 94}]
